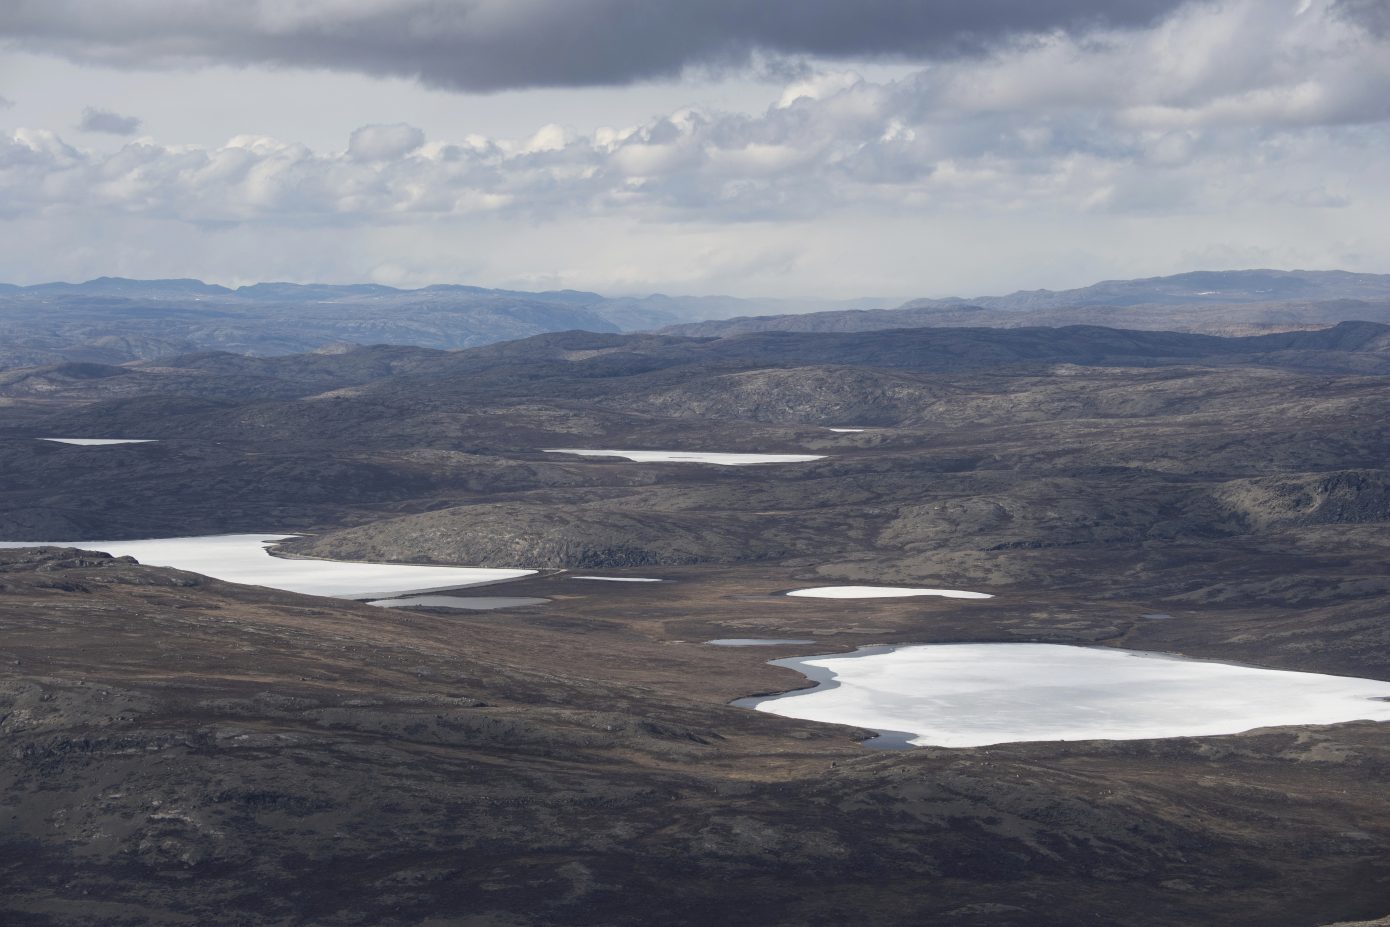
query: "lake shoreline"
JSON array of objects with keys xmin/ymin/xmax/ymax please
[{"xmin": 735, "ymin": 641, "xmax": 1390, "ymax": 749}]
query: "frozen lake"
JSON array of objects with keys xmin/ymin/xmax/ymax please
[
  {"xmin": 739, "ymin": 643, "xmax": 1390, "ymax": 748},
  {"xmin": 786, "ymin": 585, "xmax": 993, "ymax": 600},
  {"xmin": 0, "ymin": 534, "xmax": 533, "ymax": 599},
  {"xmin": 366, "ymin": 595, "xmax": 550, "ymax": 610},
  {"xmin": 41, "ymin": 438, "xmax": 157, "ymax": 446},
  {"xmin": 708, "ymin": 638, "xmax": 816, "ymax": 647},
  {"xmin": 543, "ymin": 449, "xmax": 825, "ymax": 465},
  {"xmin": 825, "ymin": 428, "xmax": 865, "ymax": 433},
  {"xmin": 571, "ymin": 575, "xmax": 665, "ymax": 583}
]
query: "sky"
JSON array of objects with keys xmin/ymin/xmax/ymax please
[{"xmin": 0, "ymin": 0, "xmax": 1387, "ymax": 299}]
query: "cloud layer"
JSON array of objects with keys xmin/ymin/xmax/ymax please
[
  {"xmin": 0, "ymin": 0, "xmax": 1193, "ymax": 91},
  {"xmin": 0, "ymin": 0, "xmax": 1386, "ymax": 295},
  {"xmin": 3, "ymin": 1, "xmax": 1385, "ymax": 228}
]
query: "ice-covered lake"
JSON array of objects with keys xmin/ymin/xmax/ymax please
[
  {"xmin": 543, "ymin": 449, "xmax": 825, "ymax": 465},
  {"xmin": 0, "ymin": 534, "xmax": 533, "ymax": 599},
  {"xmin": 40, "ymin": 438, "xmax": 157, "ymax": 446},
  {"xmin": 707, "ymin": 638, "xmax": 816, "ymax": 647},
  {"xmin": 786, "ymin": 586, "xmax": 993, "ymax": 600},
  {"xmin": 738, "ymin": 643, "xmax": 1390, "ymax": 748},
  {"xmin": 366, "ymin": 595, "xmax": 549, "ymax": 610},
  {"xmin": 571, "ymin": 575, "xmax": 665, "ymax": 583}
]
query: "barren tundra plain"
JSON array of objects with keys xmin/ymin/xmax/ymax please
[{"xmin": 4, "ymin": 323, "xmax": 1390, "ymax": 926}]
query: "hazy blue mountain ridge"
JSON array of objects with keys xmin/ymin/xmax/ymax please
[{"xmin": 4, "ymin": 270, "xmax": 1390, "ymax": 369}]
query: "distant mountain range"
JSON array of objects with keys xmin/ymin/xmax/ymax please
[
  {"xmin": 3, "ymin": 269, "xmax": 1389, "ymax": 369},
  {"xmin": 661, "ymin": 269, "xmax": 1390, "ymax": 338},
  {"xmin": 923, "ymin": 269, "xmax": 1390, "ymax": 310},
  {"xmin": 0, "ymin": 276, "xmax": 895, "ymax": 368}
]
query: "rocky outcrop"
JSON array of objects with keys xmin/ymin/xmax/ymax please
[
  {"xmin": 288, "ymin": 501, "xmax": 829, "ymax": 567},
  {"xmin": 1215, "ymin": 470, "xmax": 1390, "ymax": 529}
]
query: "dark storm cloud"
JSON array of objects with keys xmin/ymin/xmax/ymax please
[
  {"xmin": 78, "ymin": 106, "xmax": 141, "ymax": 135},
  {"xmin": 0, "ymin": 0, "xmax": 1193, "ymax": 91},
  {"xmin": 1335, "ymin": 0, "xmax": 1390, "ymax": 36}
]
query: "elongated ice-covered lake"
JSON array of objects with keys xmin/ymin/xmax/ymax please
[
  {"xmin": 738, "ymin": 643, "xmax": 1390, "ymax": 748},
  {"xmin": 40, "ymin": 438, "xmax": 157, "ymax": 446},
  {"xmin": 786, "ymin": 586, "xmax": 993, "ymax": 600},
  {"xmin": 366, "ymin": 595, "xmax": 549, "ymax": 610},
  {"xmin": 0, "ymin": 534, "xmax": 533, "ymax": 599},
  {"xmin": 543, "ymin": 449, "xmax": 825, "ymax": 465},
  {"xmin": 571, "ymin": 575, "xmax": 665, "ymax": 583}
]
